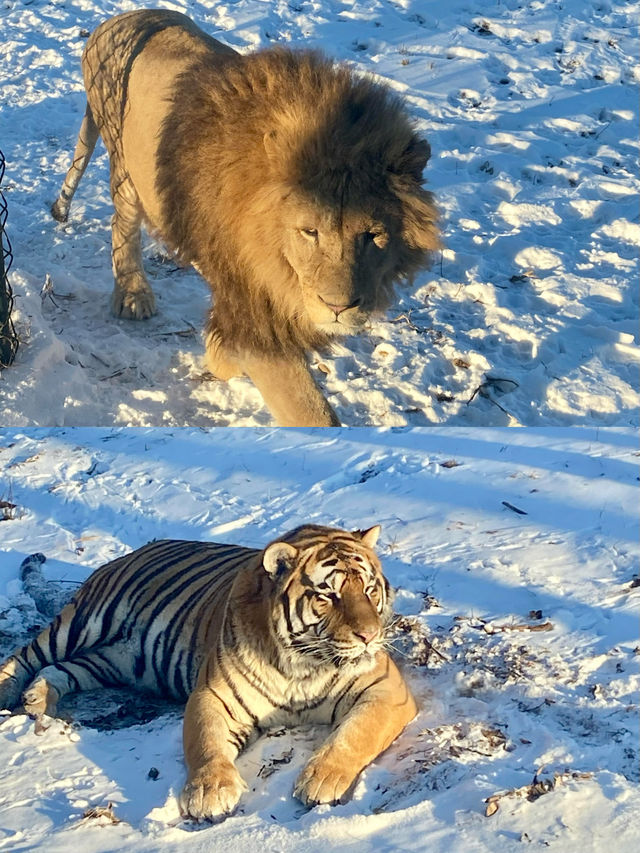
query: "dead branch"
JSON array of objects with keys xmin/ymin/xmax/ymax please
[
  {"xmin": 81, "ymin": 802, "xmax": 122, "ymax": 825},
  {"xmin": 502, "ymin": 500, "xmax": 528, "ymax": 515},
  {"xmin": 484, "ymin": 768, "xmax": 593, "ymax": 816}
]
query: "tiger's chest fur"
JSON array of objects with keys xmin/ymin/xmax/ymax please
[{"xmin": 210, "ymin": 627, "xmax": 381, "ymax": 735}]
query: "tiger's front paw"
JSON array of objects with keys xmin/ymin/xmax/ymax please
[
  {"xmin": 179, "ymin": 761, "xmax": 247, "ymax": 821},
  {"xmin": 293, "ymin": 753, "xmax": 358, "ymax": 806}
]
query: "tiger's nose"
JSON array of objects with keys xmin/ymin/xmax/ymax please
[
  {"xmin": 319, "ymin": 296, "xmax": 361, "ymax": 317},
  {"xmin": 354, "ymin": 627, "xmax": 379, "ymax": 645}
]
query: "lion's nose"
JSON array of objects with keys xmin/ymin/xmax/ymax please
[
  {"xmin": 354, "ymin": 627, "xmax": 379, "ymax": 645},
  {"xmin": 319, "ymin": 296, "xmax": 361, "ymax": 317}
]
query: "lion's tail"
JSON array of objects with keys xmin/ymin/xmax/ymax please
[{"xmin": 51, "ymin": 104, "xmax": 99, "ymax": 223}]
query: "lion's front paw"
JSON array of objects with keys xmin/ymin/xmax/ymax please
[
  {"xmin": 111, "ymin": 279, "xmax": 156, "ymax": 320},
  {"xmin": 293, "ymin": 753, "xmax": 358, "ymax": 807},
  {"xmin": 179, "ymin": 761, "xmax": 247, "ymax": 821}
]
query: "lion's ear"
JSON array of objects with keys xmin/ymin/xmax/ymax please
[
  {"xmin": 263, "ymin": 541, "xmax": 298, "ymax": 577},
  {"xmin": 263, "ymin": 129, "xmax": 279, "ymax": 163},
  {"xmin": 356, "ymin": 525, "xmax": 381, "ymax": 549},
  {"xmin": 394, "ymin": 136, "xmax": 431, "ymax": 182},
  {"xmin": 389, "ymin": 136, "xmax": 439, "ymax": 252},
  {"xmin": 396, "ymin": 185, "xmax": 441, "ymax": 252}
]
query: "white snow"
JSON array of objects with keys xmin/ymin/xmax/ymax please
[
  {"xmin": 0, "ymin": 426, "xmax": 638, "ymax": 851},
  {"xmin": 1, "ymin": 0, "xmax": 638, "ymax": 426}
]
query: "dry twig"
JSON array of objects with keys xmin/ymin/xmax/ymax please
[
  {"xmin": 484, "ymin": 768, "xmax": 593, "ymax": 816},
  {"xmin": 257, "ymin": 748, "xmax": 294, "ymax": 779},
  {"xmin": 502, "ymin": 500, "xmax": 528, "ymax": 515},
  {"xmin": 81, "ymin": 802, "xmax": 122, "ymax": 825}
]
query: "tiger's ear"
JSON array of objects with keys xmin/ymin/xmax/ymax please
[
  {"xmin": 357, "ymin": 525, "xmax": 381, "ymax": 549},
  {"xmin": 263, "ymin": 541, "xmax": 298, "ymax": 577}
]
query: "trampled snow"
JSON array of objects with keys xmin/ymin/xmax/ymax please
[
  {"xmin": 0, "ymin": 427, "xmax": 638, "ymax": 851},
  {"xmin": 1, "ymin": 0, "xmax": 638, "ymax": 426}
]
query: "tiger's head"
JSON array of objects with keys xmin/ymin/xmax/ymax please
[{"xmin": 262, "ymin": 524, "xmax": 391, "ymax": 671}]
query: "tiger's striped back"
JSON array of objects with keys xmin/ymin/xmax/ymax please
[
  {"xmin": 1, "ymin": 539, "xmax": 261, "ymax": 707},
  {"xmin": 0, "ymin": 525, "xmax": 393, "ymax": 719}
]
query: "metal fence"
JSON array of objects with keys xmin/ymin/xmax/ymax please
[{"xmin": 0, "ymin": 148, "xmax": 19, "ymax": 368}]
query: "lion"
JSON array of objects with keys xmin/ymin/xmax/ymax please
[{"xmin": 51, "ymin": 8, "xmax": 440, "ymax": 426}]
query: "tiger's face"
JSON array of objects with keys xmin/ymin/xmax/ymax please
[{"xmin": 263, "ymin": 525, "xmax": 391, "ymax": 669}]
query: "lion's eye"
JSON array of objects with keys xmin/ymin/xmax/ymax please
[{"xmin": 299, "ymin": 227, "xmax": 318, "ymax": 240}]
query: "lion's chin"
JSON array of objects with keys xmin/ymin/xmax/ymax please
[{"xmin": 313, "ymin": 315, "xmax": 369, "ymax": 336}]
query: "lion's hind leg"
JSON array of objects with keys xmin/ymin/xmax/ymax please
[
  {"xmin": 51, "ymin": 104, "xmax": 100, "ymax": 223},
  {"xmin": 109, "ymin": 164, "xmax": 156, "ymax": 319}
]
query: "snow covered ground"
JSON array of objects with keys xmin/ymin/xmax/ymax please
[
  {"xmin": 1, "ymin": 0, "xmax": 638, "ymax": 427},
  {"xmin": 0, "ymin": 426, "xmax": 638, "ymax": 851}
]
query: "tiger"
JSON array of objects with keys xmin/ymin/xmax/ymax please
[{"xmin": 0, "ymin": 524, "xmax": 417, "ymax": 820}]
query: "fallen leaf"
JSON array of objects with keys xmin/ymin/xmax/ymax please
[{"xmin": 485, "ymin": 800, "xmax": 499, "ymax": 817}]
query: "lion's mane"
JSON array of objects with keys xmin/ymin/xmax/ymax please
[{"xmin": 156, "ymin": 48, "xmax": 439, "ymax": 356}]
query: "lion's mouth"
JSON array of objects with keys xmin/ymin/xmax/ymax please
[
  {"xmin": 315, "ymin": 306, "xmax": 369, "ymax": 333},
  {"xmin": 313, "ymin": 294, "xmax": 369, "ymax": 327},
  {"xmin": 317, "ymin": 294, "xmax": 362, "ymax": 315}
]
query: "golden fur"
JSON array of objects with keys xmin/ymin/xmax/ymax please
[
  {"xmin": 52, "ymin": 9, "xmax": 439, "ymax": 425},
  {"xmin": 0, "ymin": 525, "xmax": 416, "ymax": 820}
]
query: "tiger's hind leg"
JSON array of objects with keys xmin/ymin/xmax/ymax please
[
  {"xmin": 0, "ymin": 654, "xmax": 35, "ymax": 712},
  {"xmin": 51, "ymin": 104, "xmax": 100, "ymax": 223},
  {"xmin": 21, "ymin": 651, "xmax": 126, "ymax": 718}
]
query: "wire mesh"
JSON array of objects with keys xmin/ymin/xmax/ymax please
[{"xmin": 0, "ymin": 149, "xmax": 19, "ymax": 368}]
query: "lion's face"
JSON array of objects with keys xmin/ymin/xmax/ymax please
[{"xmin": 279, "ymin": 194, "xmax": 399, "ymax": 333}]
